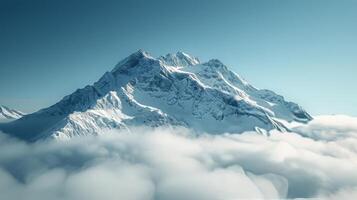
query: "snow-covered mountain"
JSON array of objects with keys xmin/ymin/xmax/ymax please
[
  {"xmin": 0, "ymin": 105, "xmax": 24, "ymax": 121},
  {"xmin": 0, "ymin": 50, "xmax": 312, "ymax": 141}
]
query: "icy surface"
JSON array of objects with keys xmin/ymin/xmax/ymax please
[
  {"xmin": 0, "ymin": 105, "xmax": 24, "ymax": 121},
  {"xmin": 0, "ymin": 50, "xmax": 312, "ymax": 140}
]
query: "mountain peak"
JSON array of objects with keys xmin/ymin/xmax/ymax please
[
  {"xmin": 111, "ymin": 49, "xmax": 153, "ymax": 74},
  {"xmin": 202, "ymin": 59, "xmax": 227, "ymax": 69},
  {"xmin": 159, "ymin": 51, "xmax": 200, "ymax": 67},
  {"xmin": 134, "ymin": 49, "xmax": 151, "ymax": 57},
  {"xmin": 1, "ymin": 50, "xmax": 312, "ymax": 140}
]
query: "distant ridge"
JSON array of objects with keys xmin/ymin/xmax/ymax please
[{"xmin": 0, "ymin": 105, "xmax": 25, "ymax": 120}]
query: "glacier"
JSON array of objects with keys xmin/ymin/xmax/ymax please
[{"xmin": 0, "ymin": 50, "xmax": 312, "ymax": 141}]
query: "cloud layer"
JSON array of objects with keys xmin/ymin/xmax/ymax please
[{"xmin": 1, "ymin": 115, "xmax": 357, "ymax": 200}]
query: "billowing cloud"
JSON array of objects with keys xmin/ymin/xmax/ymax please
[
  {"xmin": 292, "ymin": 115, "xmax": 357, "ymax": 141},
  {"xmin": 0, "ymin": 115, "xmax": 357, "ymax": 200}
]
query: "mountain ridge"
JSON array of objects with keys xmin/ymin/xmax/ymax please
[
  {"xmin": 0, "ymin": 50, "xmax": 312, "ymax": 141},
  {"xmin": 0, "ymin": 105, "xmax": 24, "ymax": 121}
]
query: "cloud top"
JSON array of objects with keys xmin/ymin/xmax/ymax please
[{"xmin": 1, "ymin": 115, "xmax": 357, "ymax": 200}]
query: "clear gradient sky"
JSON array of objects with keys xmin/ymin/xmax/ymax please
[{"xmin": 0, "ymin": 0, "xmax": 356, "ymax": 116}]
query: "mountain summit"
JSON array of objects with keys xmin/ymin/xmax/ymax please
[{"xmin": 0, "ymin": 50, "xmax": 312, "ymax": 140}]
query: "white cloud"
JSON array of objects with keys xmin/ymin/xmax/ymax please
[
  {"xmin": 292, "ymin": 115, "xmax": 357, "ymax": 141},
  {"xmin": 0, "ymin": 115, "xmax": 357, "ymax": 200}
]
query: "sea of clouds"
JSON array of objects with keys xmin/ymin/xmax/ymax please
[{"xmin": 0, "ymin": 115, "xmax": 357, "ymax": 200}]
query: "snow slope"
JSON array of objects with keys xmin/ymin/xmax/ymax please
[
  {"xmin": 0, "ymin": 105, "xmax": 24, "ymax": 121},
  {"xmin": 0, "ymin": 50, "xmax": 312, "ymax": 140}
]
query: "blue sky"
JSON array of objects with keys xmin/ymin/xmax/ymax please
[{"xmin": 0, "ymin": 0, "xmax": 356, "ymax": 116}]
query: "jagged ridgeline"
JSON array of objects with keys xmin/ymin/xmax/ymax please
[
  {"xmin": 0, "ymin": 50, "xmax": 312, "ymax": 141},
  {"xmin": 0, "ymin": 105, "xmax": 25, "ymax": 120}
]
